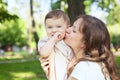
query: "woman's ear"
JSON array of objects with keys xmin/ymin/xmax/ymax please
[{"xmin": 81, "ymin": 41, "xmax": 86, "ymax": 49}]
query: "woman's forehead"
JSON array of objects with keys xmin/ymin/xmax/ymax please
[{"xmin": 73, "ymin": 18, "xmax": 83, "ymax": 29}]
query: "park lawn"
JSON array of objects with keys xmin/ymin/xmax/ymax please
[
  {"xmin": 0, "ymin": 60, "xmax": 47, "ymax": 80},
  {"xmin": 115, "ymin": 56, "xmax": 120, "ymax": 77},
  {"xmin": 0, "ymin": 55, "xmax": 119, "ymax": 80}
]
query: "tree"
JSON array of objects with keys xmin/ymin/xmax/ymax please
[
  {"xmin": 30, "ymin": 0, "xmax": 39, "ymax": 46},
  {"xmin": 25, "ymin": 0, "xmax": 39, "ymax": 54},
  {"xmin": 51, "ymin": 0, "xmax": 85, "ymax": 24},
  {"xmin": 67, "ymin": 0, "xmax": 85, "ymax": 24},
  {"xmin": 0, "ymin": 0, "xmax": 18, "ymax": 23}
]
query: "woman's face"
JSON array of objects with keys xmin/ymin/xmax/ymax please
[{"xmin": 64, "ymin": 18, "xmax": 85, "ymax": 52}]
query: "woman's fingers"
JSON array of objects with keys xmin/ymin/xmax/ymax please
[
  {"xmin": 39, "ymin": 57, "xmax": 49, "ymax": 63},
  {"xmin": 39, "ymin": 57, "xmax": 49, "ymax": 76},
  {"xmin": 39, "ymin": 57, "xmax": 49, "ymax": 68},
  {"xmin": 41, "ymin": 60, "xmax": 49, "ymax": 67},
  {"xmin": 43, "ymin": 64, "xmax": 49, "ymax": 76}
]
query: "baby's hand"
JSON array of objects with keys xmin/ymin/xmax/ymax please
[{"xmin": 53, "ymin": 32, "xmax": 62, "ymax": 41}]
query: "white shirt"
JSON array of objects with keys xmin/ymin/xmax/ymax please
[
  {"xmin": 38, "ymin": 37, "xmax": 73, "ymax": 80},
  {"xmin": 70, "ymin": 61, "xmax": 111, "ymax": 80}
]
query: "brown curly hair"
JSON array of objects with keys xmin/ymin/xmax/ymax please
[{"xmin": 67, "ymin": 15, "xmax": 120, "ymax": 80}]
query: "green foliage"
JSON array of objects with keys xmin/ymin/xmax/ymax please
[
  {"xmin": 0, "ymin": 0, "xmax": 18, "ymax": 23},
  {"xmin": 107, "ymin": 24, "xmax": 120, "ymax": 47},
  {"xmin": 84, "ymin": 0, "xmax": 92, "ymax": 14},
  {"xmin": 51, "ymin": 0, "xmax": 68, "ymax": 14},
  {"xmin": 51, "ymin": 0, "xmax": 61, "ymax": 10},
  {"xmin": 90, "ymin": 0, "xmax": 120, "ymax": 25},
  {"xmin": 107, "ymin": 5, "xmax": 120, "ymax": 25},
  {"xmin": 0, "ymin": 19, "xmax": 27, "ymax": 47},
  {"xmin": 111, "ymin": 35, "xmax": 120, "ymax": 47}
]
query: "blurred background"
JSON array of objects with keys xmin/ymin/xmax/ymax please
[{"xmin": 0, "ymin": 0, "xmax": 120, "ymax": 80}]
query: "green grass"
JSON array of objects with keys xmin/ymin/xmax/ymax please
[
  {"xmin": 115, "ymin": 56, "xmax": 120, "ymax": 77},
  {"xmin": 0, "ymin": 54, "xmax": 119, "ymax": 80},
  {"xmin": 0, "ymin": 60, "xmax": 47, "ymax": 80}
]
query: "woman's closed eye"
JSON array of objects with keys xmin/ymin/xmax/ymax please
[
  {"xmin": 57, "ymin": 26, "xmax": 62, "ymax": 28},
  {"xmin": 72, "ymin": 25, "xmax": 76, "ymax": 33},
  {"xmin": 72, "ymin": 30, "xmax": 76, "ymax": 33}
]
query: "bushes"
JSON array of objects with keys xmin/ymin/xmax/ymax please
[
  {"xmin": 108, "ymin": 24, "xmax": 120, "ymax": 51},
  {"xmin": 0, "ymin": 19, "xmax": 27, "ymax": 51},
  {"xmin": 111, "ymin": 35, "xmax": 120, "ymax": 51}
]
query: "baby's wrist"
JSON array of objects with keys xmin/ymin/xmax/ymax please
[{"xmin": 50, "ymin": 36, "xmax": 58, "ymax": 43}]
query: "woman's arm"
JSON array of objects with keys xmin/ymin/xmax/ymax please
[{"xmin": 40, "ymin": 55, "xmax": 56, "ymax": 80}]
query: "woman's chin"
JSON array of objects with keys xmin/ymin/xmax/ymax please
[{"xmin": 64, "ymin": 38, "xmax": 70, "ymax": 45}]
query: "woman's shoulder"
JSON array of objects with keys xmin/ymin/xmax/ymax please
[
  {"xmin": 71, "ymin": 61, "xmax": 106, "ymax": 80},
  {"xmin": 76, "ymin": 61, "xmax": 96, "ymax": 66},
  {"xmin": 75, "ymin": 61, "xmax": 100, "ymax": 69}
]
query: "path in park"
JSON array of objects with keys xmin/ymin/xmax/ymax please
[
  {"xmin": 0, "ymin": 58, "xmax": 38, "ymax": 64},
  {"xmin": 0, "ymin": 51, "xmax": 119, "ymax": 64}
]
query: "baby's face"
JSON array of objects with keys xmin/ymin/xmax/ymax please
[{"xmin": 45, "ymin": 17, "xmax": 69, "ymax": 39}]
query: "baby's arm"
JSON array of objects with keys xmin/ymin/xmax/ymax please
[
  {"xmin": 40, "ymin": 37, "xmax": 57, "ymax": 57},
  {"xmin": 39, "ymin": 32, "xmax": 61, "ymax": 57},
  {"xmin": 38, "ymin": 32, "xmax": 62, "ymax": 80}
]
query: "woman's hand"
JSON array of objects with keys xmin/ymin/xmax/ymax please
[{"xmin": 39, "ymin": 57, "xmax": 49, "ymax": 77}]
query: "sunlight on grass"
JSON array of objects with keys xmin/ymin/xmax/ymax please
[
  {"xmin": 10, "ymin": 72, "xmax": 36, "ymax": 78},
  {"xmin": 0, "ymin": 54, "xmax": 23, "ymax": 59},
  {"xmin": 0, "ymin": 51, "xmax": 36, "ymax": 61},
  {"xmin": 0, "ymin": 60, "xmax": 47, "ymax": 80}
]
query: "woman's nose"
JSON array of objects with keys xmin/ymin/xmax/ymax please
[{"xmin": 66, "ymin": 27, "xmax": 71, "ymax": 34}]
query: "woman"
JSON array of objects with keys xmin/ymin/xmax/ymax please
[
  {"xmin": 40, "ymin": 15, "xmax": 120, "ymax": 80},
  {"xmin": 65, "ymin": 15, "xmax": 119, "ymax": 80}
]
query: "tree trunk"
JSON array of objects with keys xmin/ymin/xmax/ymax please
[
  {"xmin": 30, "ymin": 0, "xmax": 39, "ymax": 53},
  {"xmin": 67, "ymin": 0, "xmax": 85, "ymax": 24}
]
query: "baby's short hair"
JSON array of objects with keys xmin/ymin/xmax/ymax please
[{"xmin": 45, "ymin": 10, "xmax": 70, "ymax": 25}]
